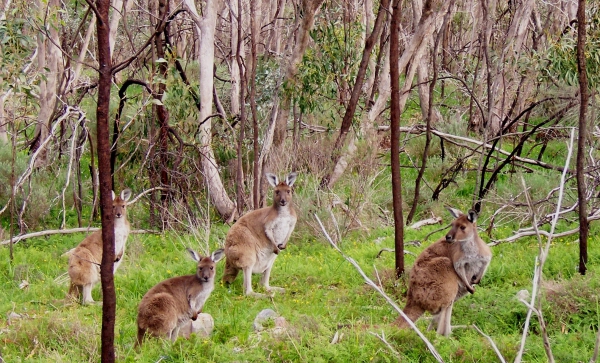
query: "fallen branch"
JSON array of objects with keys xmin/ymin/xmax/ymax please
[
  {"xmin": 313, "ymin": 213, "xmax": 445, "ymax": 362},
  {"xmin": 0, "ymin": 228, "xmax": 159, "ymax": 246},
  {"xmin": 408, "ymin": 216, "xmax": 442, "ymax": 230}
]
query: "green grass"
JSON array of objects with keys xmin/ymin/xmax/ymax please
[{"xmin": 2, "ymin": 223, "xmax": 600, "ymax": 362}]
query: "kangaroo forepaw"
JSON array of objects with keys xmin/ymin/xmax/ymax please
[{"xmin": 467, "ymin": 285, "xmax": 475, "ymax": 294}]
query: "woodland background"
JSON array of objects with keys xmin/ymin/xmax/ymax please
[{"xmin": 1, "ymin": 0, "xmax": 600, "ymax": 361}]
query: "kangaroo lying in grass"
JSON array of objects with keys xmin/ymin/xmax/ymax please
[
  {"xmin": 223, "ymin": 172, "xmax": 298, "ymax": 298},
  {"xmin": 68, "ymin": 189, "xmax": 132, "ymax": 305},
  {"xmin": 136, "ymin": 248, "xmax": 224, "ymax": 346},
  {"xmin": 394, "ymin": 207, "xmax": 492, "ymax": 336}
]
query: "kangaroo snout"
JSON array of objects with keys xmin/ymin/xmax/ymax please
[{"xmin": 445, "ymin": 234, "xmax": 452, "ymax": 241}]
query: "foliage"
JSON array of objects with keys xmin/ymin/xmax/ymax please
[
  {"xmin": 541, "ymin": 4, "xmax": 600, "ymax": 88},
  {"xmin": 1, "ymin": 219, "xmax": 600, "ymax": 361}
]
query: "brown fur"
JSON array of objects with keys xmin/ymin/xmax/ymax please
[
  {"xmin": 67, "ymin": 189, "xmax": 132, "ymax": 305},
  {"xmin": 136, "ymin": 248, "xmax": 224, "ymax": 347},
  {"xmin": 394, "ymin": 208, "xmax": 492, "ymax": 336},
  {"xmin": 223, "ymin": 172, "xmax": 298, "ymax": 298}
]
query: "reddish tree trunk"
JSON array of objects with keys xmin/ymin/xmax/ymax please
[
  {"xmin": 95, "ymin": 0, "xmax": 116, "ymax": 360},
  {"xmin": 390, "ymin": 0, "xmax": 405, "ymax": 278},
  {"xmin": 576, "ymin": 0, "xmax": 588, "ymax": 275}
]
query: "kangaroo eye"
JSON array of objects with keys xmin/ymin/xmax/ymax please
[
  {"xmin": 460, "ymin": 226, "xmax": 466, "ymax": 231},
  {"xmin": 210, "ymin": 266, "xmax": 214, "ymax": 270}
]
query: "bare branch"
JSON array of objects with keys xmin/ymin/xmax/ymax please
[{"xmin": 313, "ymin": 213, "xmax": 445, "ymax": 362}]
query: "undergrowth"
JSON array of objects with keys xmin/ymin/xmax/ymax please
[{"xmin": 1, "ymin": 220, "xmax": 599, "ymax": 362}]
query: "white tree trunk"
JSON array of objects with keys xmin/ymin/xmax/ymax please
[
  {"xmin": 109, "ymin": 0, "xmax": 133, "ymax": 59},
  {"xmin": 229, "ymin": 0, "xmax": 243, "ymax": 116},
  {"xmin": 185, "ymin": 0, "xmax": 236, "ymax": 220},
  {"xmin": 33, "ymin": 0, "xmax": 63, "ymax": 168},
  {"xmin": 488, "ymin": 0, "xmax": 534, "ymax": 135},
  {"xmin": 327, "ymin": 0, "xmax": 449, "ymax": 188}
]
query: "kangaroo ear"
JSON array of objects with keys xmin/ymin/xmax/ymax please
[
  {"xmin": 121, "ymin": 188, "xmax": 132, "ymax": 202},
  {"xmin": 467, "ymin": 210, "xmax": 478, "ymax": 223},
  {"xmin": 187, "ymin": 248, "xmax": 201, "ymax": 262},
  {"xmin": 266, "ymin": 173, "xmax": 278, "ymax": 187},
  {"xmin": 446, "ymin": 206, "xmax": 464, "ymax": 219},
  {"xmin": 211, "ymin": 248, "xmax": 225, "ymax": 263},
  {"xmin": 286, "ymin": 172, "xmax": 298, "ymax": 187},
  {"xmin": 111, "ymin": 190, "xmax": 116, "ymax": 200}
]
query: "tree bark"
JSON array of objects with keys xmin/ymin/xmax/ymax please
[
  {"xmin": 185, "ymin": 0, "xmax": 236, "ymax": 220},
  {"xmin": 31, "ymin": 0, "xmax": 63, "ymax": 167},
  {"xmin": 576, "ymin": 0, "xmax": 588, "ymax": 275},
  {"xmin": 235, "ymin": 0, "xmax": 247, "ymax": 215},
  {"xmin": 268, "ymin": 0, "xmax": 324, "ymax": 169},
  {"xmin": 95, "ymin": 0, "xmax": 116, "ymax": 359},
  {"xmin": 390, "ymin": 0, "xmax": 405, "ymax": 278},
  {"xmin": 320, "ymin": 0, "xmax": 390, "ymax": 189}
]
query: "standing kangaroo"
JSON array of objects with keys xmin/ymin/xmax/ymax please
[
  {"xmin": 394, "ymin": 207, "xmax": 492, "ymax": 336},
  {"xmin": 223, "ymin": 172, "xmax": 298, "ymax": 298},
  {"xmin": 136, "ymin": 248, "xmax": 224, "ymax": 346},
  {"xmin": 67, "ymin": 189, "xmax": 132, "ymax": 305}
]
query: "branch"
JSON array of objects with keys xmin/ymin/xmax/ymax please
[
  {"xmin": 313, "ymin": 213, "xmax": 445, "ymax": 362},
  {"xmin": 0, "ymin": 228, "xmax": 158, "ymax": 246}
]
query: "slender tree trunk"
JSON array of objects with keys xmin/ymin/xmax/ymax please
[
  {"xmin": 267, "ymin": 0, "xmax": 324, "ymax": 170},
  {"xmin": 250, "ymin": 0, "xmax": 260, "ymax": 209},
  {"xmin": 96, "ymin": 0, "xmax": 116, "ymax": 359},
  {"xmin": 576, "ymin": 0, "xmax": 588, "ymax": 275},
  {"xmin": 390, "ymin": 0, "xmax": 405, "ymax": 278},
  {"xmin": 320, "ymin": 0, "xmax": 389, "ymax": 189},
  {"xmin": 406, "ymin": 0, "xmax": 454, "ymax": 224},
  {"xmin": 31, "ymin": 0, "xmax": 62, "ymax": 167},
  {"xmin": 235, "ymin": 0, "xmax": 247, "ymax": 215},
  {"xmin": 229, "ymin": 0, "xmax": 243, "ymax": 117},
  {"xmin": 185, "ymin": 0, "xmax": 236, "ymax": 220}
]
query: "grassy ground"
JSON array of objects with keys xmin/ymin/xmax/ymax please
[{"xmin": 1, "ymin": 219, "xmax": 599, "ymax": 362}]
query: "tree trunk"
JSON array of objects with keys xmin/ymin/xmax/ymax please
[
  {"xmin": 235, "ymin": 0, "xmax": 247, "ymax": 216},
  {"xmin": 320, "ymin": 0, "xmax": 389, "ymax": 189},
  {"xmin": 95, "ymin": 0, "xmax": 116, "ymax": 359},
  {"xmin": 31, "ymin": 0, "xmax": 63, "ymax": 168},
  {"xmin": 250, "ymin": 0, "xmax": 260, "ymax": 209},
  {"xmin": 268, "ymin": 0, "xmax": 324, "ymax": 169},
  {"xmin": 109, "ymin": 0, "xmax": 133, "ymax": 59},
  {"xmin": 576, "ymin": 0, "xmax": 588, "ymax": 275},
  {"xmin": 185, "ymin": 0, "xmax": 236, "ymax": 220},
  {"xmin": 390, "ymin": 0, "xmax": 405, "ymax": 278},
  {"xmin": 229, "ymin": 0, "xmax": 243, "ymax": 117}
]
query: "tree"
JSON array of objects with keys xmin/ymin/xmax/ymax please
[
  {"xmin": 576, "ymin": 0, "xmax": 588, "ymax": 275},
  {"xmin": 390, "ymin": 0, "xmax": 404, "ymax": 278},
  {"xmin": 184, "ymin": 0, "xmax": 236, "ymax": 221},
  {"xmin": 92, "ymin": 0, "xmax": 117, "ymax": 359}
]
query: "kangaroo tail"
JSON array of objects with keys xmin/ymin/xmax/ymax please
[
  {"xmin": 136, "ymin": 326, "xmax": 146, "ymax": 348},
  {"xmin": 222, "ymin": 258, "xmax": 239, "ymax": 285},
  {"xmin": 393, "ymin": 302, "xmax": 425, "ymax": 329}
]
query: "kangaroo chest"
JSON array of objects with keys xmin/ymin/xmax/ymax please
[
  {"xmin": 264, "ymin": 211, "xmax": 296, "ymax": 245},
  {"xmin": 189, "ymin": 283, "xmax": 214, "ymax": 313},
  {"xmin": 114, "ymin": 221, "xmax": 130, "ymax": 254},
  {"xmin": 455, "ymin": 239, "xmax": 491, "ymax": 277}
]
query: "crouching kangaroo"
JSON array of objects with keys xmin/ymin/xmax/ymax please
[
  {"xmin": 68, "ymin": 189, "xmax": 132, "ymax": 305},
  {"xmin": 394, "ymin": 207, "xmax": 492, "ymax": 336},
  {"xmin": 223, "ymin": 172, "xmax": 298, "ymax": 298},
  {"xmin": 136, "ymin": 248, "xmax": 224, "ymax": 346}
]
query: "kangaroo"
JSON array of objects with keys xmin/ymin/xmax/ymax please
[
  {"xmin": 222, "ymin": 172, "xmax": 298, "ymax": 298},
  {"xmin": 136, "ymin": 248, "xmax": 225, "ymax": 346},
  {"xmin": 68, "ymin": 189, "xmax": 132, "ymax": 305},
  {"xmin": 394, "ymin": 207, "xmax": 492, "ymax": 336}
]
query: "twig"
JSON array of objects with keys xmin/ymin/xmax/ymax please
[
  {"xmin": 313, "ymin": 213, "xmax": 445, "ymax": 362},
  {"xmin": 513, "ymin": 129, "xmax": 574, "ymax": 363},
  {"xmin": 369, "ymin": 331, "xmax": 400, "ymax": 357},
  {"xmin": 0, "ymin": 228, "xmax": 158, "ymax": 246},
  {"xmin": 472, "ymin": 325, "xmax": 506, "ymax": 363}
]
